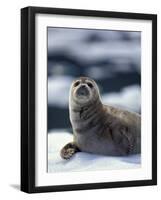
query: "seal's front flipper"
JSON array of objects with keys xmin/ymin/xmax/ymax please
[{"xmin": 60, "ymin": 142, "xmax": 80, "ymax": 159}]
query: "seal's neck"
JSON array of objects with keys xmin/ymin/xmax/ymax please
[{"xmin": 69, "ymin": 97, "xmax": 103, "ymax": 122}]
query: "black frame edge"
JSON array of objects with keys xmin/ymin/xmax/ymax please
[
  {"xmin": 32, "ymin": 180, "xmax": 155, "ymax": 193},
  {"xmin": 21, "ymin": 7, "xmax": 36, "ymax": 193},
  {"xmin": 23, "ymin": 6, "xmax": 157, "ymax": 19},
  {"xmin": 21, "ymin": 7, "xmax": 30, "ymax": 193},
  {"xmin": 152, "ymin": 15, "xmax": 157, "ymax": 185}
]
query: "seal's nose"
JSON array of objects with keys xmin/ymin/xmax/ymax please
[
  {"xmin": 81, "ymin": 85, "xmax": 86, "ymax": 89},
  {"xmin": 77, "ymin": 85, "xmax": 89, "ymax": 96}
]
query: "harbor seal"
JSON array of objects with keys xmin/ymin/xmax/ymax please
[{"xmin": 60, "ymin": 77, "xmax": 141, "ymax": 159}]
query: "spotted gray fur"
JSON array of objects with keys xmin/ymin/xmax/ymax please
[{"xmin": 60, "ymin": 77, "xmax": 141, "ymax": 159}]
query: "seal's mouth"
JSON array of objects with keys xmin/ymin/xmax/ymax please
[{"xmin": 76, "ymin": 85, "xmax": 89, "ymax": 97}]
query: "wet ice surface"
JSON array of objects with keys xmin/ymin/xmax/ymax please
[{"xmin": 48, "ymin": 131, "xmax": 141, "ymax": 173}]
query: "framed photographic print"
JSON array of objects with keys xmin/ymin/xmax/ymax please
[{"xmin": 21, "ymin": 6, "xmax": 157, "ymax": 193}]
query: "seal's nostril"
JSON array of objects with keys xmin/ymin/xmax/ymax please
[{"xmin": 81, "ymin": 85, "xmax": 86, "ymax": 89}]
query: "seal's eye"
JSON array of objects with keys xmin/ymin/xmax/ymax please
[
  {"xmin": 74, "ymin": 81, "xmax": 80, "ymax": 87},
  {"xmin": 87, "ymin": 82, "xmax": 93, "ymax": 88}
]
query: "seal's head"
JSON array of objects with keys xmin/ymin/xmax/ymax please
[{"xmin": 70, "ymin": 77, "xmax": 100, "ymax": 105}]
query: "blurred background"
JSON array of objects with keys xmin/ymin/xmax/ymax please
[{"xmin": 47, "ymin": 27, "xmax": 141, "ymax": 133}]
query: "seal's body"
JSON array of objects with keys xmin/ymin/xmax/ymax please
[{"xmin": 60, "ymin": 77, "xmax": 141, "ymax": 159}]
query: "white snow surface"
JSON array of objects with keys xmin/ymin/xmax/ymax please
[
  {"xmin": 102, "ymin": 85, "xmax": 141, "ymax": 113},
  {"xmin": 48, "ymin": 131, "xmax": 141, "ymax": 173},
  {"xmin": 48, "ymin": 76, "xmax": 73, "ymax": 107}
]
